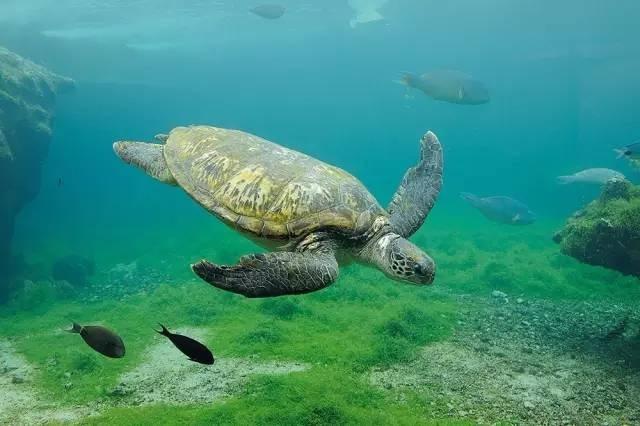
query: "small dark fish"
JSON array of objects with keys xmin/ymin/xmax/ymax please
[
  {"xmin": 156, "ymin": 324, "xmax": 214, "ymax": 365},
  {"xmin": 67, "ymin": 322, "xmax": 125, "ymax": 358},
  {"xmin": 461, "ymin": 193, "xmax": 536, "ymax": 225},
  {"xmin": 250, "ymin": 4, "xmax": 286, "ymax": 19},
  {"xmin": 58, "ymin": 177, "xmax": 63, "ymax": 187},
  {"xmin": 615, "ymin": 141, "xmax": 640, "ymax": 161},
  {"xmin": 604, "ymin": 314, "xmax": 630, "ymax": 341},
  {"xmin": 399, "ymin": 70, "xmax": 490, "ymax": 105}
]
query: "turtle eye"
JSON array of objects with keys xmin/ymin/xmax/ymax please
[{"xmin": 413, "ymin": 264, "xmax": 422, "ymax": 274}]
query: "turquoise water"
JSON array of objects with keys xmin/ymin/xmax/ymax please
[{"xmin": 1, "ymin": 1, "xmax": 640, "ymax": 424}]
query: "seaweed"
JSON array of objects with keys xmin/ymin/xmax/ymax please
[
  {"xmin": 2, "ymin": 220, "xmax": 640, "ymax": 424},
  {"xmin": 259, "ymin": 298, "xmax": 304, "ymax": 320}
]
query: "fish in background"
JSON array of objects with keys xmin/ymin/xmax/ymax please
[
  {"xmin": 250, "ymin": 4, "xmax": 286, "ymax": 20},
  {"xmin": 557, "ymin": 168, "xmax": 625, "ymax": 185},
  {"xmin": 67, "ymin": 322, "xmax": 126, "ymax": 358},
  {"xmin": 398, "ymin": 70, "xmax": 490, "ymax": 105},
  {"xmin": 461, "ymin": 193, "xmax": 536, "ymax": 225},
  {"xmin": 156, "ymin": 324, "xmax": 214, "ymax": 365},
  {"xmin": 348, "ymin": 0, "xmax": 387, "ymax": 28},
  {"xmin": 615, "ymin": 141, "xmax": 640, "ymax": 166}
]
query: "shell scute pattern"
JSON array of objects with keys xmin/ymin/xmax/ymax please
[{"xmin": 164, "ymin": 126, "xmax": 384, "ymax": 239}]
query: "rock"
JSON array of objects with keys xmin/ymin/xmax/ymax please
[
  {"xmin": 523, "ymin": 400, "xmax": 535, "ymax": 409},
  {"xmin": 0, "ymin": 46, "xmax": 74, "ymax": 300},
  {"xmin": 491, "ymin": 290, "xmax": 508, "ymax": 299},
  {"xmin": 553, "ymin": 180, "xmax": 640, "ymax": 277},
  {"xmin": 0, "ymin": 129, "xmax": 11, "ymax": 160},
  {"xmin": 11, "ymin": 373, "xmax": 25, "ymax": 384},
  {"xmin": 51, "ymin": 255, "xmax": 95, "ymax": 287},
  {"xmin": 107, "ymin": 261, "xmax": 139, "ymax": 285},
  {"xmin": 516, "ymin": 298, "xmax": 524, "ymax": 304},
  {"xmin": 109, "ymin": 383, "xmax": 132, "ymax": 397}
]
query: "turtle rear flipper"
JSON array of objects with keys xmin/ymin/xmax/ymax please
[
  {"xmin": 113, "ymin": 141, "xmax": 177, "ymax": 185},
  {"xmin": 387, "ymin": 131, "xmax": 443, "ymax": 237},
  {"xmin": 192, "ymin": 250, "xmax": 339, "ymax": 298}
]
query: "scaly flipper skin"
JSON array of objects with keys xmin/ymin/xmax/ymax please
[
  {"xmin": 387, "ymin": 131, "xmax": 443, "ymax": 238},
  {"xmin": 192, "ymin": 251, "xmax": 339, "ymax": 298}
]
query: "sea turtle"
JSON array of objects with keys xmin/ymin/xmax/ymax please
[{"xmin": 113, "ymin": 125, "xmax": 443, "ymax": 298}]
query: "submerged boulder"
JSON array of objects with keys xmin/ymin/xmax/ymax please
[
  {"xmin": 0, "ymin": 46, "xmax": 73, "ymax": 300},
  {"xmin": 553, "ymin": 179, "xmax": 640, "ymax": 277},
  {"xmin": 51, "ymin": 255, "xmax": 95, "ymax": 287}
]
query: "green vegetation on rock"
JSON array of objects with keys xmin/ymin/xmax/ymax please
[{"xmin": 554, "ymin": 179, "xmax": 640, "ymax": 277}]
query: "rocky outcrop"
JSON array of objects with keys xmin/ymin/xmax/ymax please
[
  {"xmin": 0, "ymin": 47, "xmax": 74, "ymax": 299},
  {"xmin": 553, "ymin": 179, "xmax": 640, "ymax": 277}
]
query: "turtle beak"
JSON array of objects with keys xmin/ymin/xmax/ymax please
[
  {"xmin": 418, "ymin": 262, "xmax": 435, "ymax": 285},
  {"xmin": 413, "ymin": 258, "xmax": 435, "ymax": 285}
]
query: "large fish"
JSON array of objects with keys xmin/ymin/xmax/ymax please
[
  {"xmin": 250, "ymin": 4, "xmax": 286, "ymax": 19},
  {"xmin": 67, "ymin": 322, "xmax": 125, "ymax": 358},
  {"xmin": 399, "ymin": 70, "xmax": 490, "ymax": 105},
  {"xmin": 156, "ymin": 324, "xmax": 214, "ymax": 365},
  {"xmin": 557, "ymin": 168, "xmax": 625, "ymax": 185},
  {"xmin": 461, "ymin": 193, "xmax": 536, "ymax": 225},
  {"xmin": 348, "ymin": 0, "xmax": 387, "ymax": 28},
  {"xmin": 615, "ymin": 141, "xmax": 640, "ymax": 164}
]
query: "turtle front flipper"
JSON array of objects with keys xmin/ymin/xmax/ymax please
[
  {"xmin": 387, "ymin": 131, "xmax": 443, "ymax": 237},
  {"xmin": 113, "ymin": 141, "xmax": 177, "ymax": 185},
  {"xmin": 192, "ymin": 251, "xmax": 339, "ymax": 298}
]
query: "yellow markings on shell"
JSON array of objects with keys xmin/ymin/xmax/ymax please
[
  {"xmin": 316, "ymin": 164, "xmax": 351, "ymax": 179},
  {"xmin": 265, "ymin": 181, "xmax": 335, "ymax": 223},
  {"xmin": 162, "ymin": 125, "xmax": 386, "ymax": 238},
  {"xmin": 343, "ymin": 191, "xmax": 360, "ymax": 209},
  {"xmin": 189, "ymin": 149, "xmax": 238, "ymax": 195},
  {"xmin": 214, "ymin": 165, "xmax": 278, "ymax": 217}
]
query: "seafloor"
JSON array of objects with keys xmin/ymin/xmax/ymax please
[{"xmin": 1, "ymin": 216, "xmax": 639, "ymax": 425}]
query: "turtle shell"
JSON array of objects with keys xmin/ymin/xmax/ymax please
[{"xmin": 163, "ymin": 126, "xmax": 385, "ymax": 240}]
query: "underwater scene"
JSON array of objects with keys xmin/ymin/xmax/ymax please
[{"xmin": 1, "ymin": 1, "xmax": 640, "ymax": 424}]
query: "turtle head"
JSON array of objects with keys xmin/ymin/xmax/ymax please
[
  {"xmin": 113, "ymin": 141, "xmax": 177, "ymax": 185},
  {"xmin": 364, "ymin": 233, "xmax": 435, "ymax": 285}
]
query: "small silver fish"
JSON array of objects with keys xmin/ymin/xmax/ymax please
[{"xmin": 557, "ymin": 168, "xmax": 625, "ymax": 185}]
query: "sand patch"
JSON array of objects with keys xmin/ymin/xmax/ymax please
[
  {"xmin": 0, "ymin": 340, "xmax": 91, "ymax": 425},
  {"xmin": 371, "ymin": 297, "xmax": 640, "ymax": 424},
  {"xmin": 1, "ymin": 327, "xmax": 307, "ymax": 423},
  {"xmin": 110, "ymin": 328, "xmax": 307, "ymax": 406}
]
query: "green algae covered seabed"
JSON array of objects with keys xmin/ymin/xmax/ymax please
[{"xmin": 1, "ymin": 219, "xmax": 640, "ymax": 425}]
